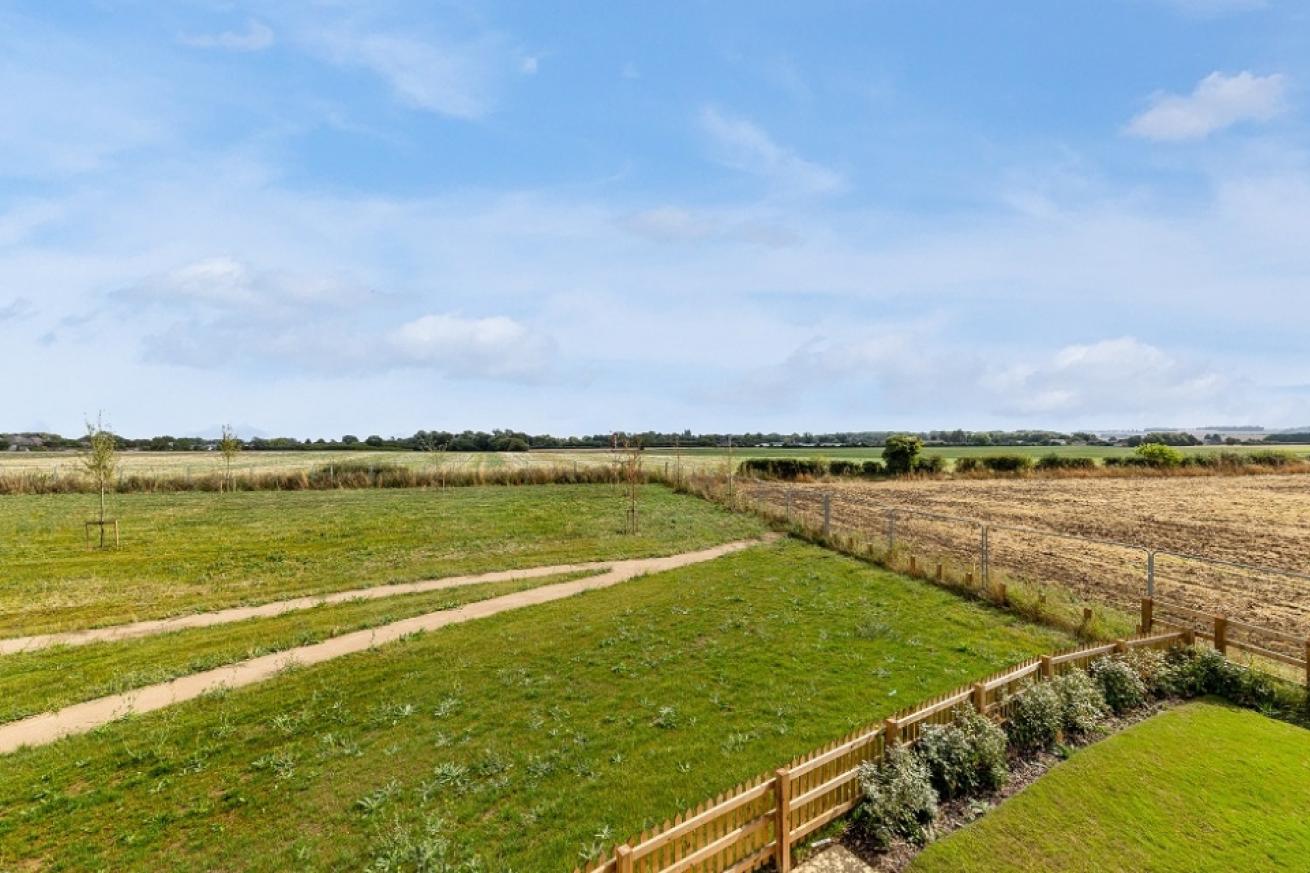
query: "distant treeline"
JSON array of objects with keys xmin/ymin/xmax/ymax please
[{"xmin": 0, "ymin": 427, "xmax": 1289, "ymax": 453}]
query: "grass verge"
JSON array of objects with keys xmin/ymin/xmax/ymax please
[
  {"xmin": 911, "ymin": 700, "xmax": 1310, "ymax": 872},
  {"xmin": 0, "ymin": 484, "xmax": 763, "ymax": 636},
  {"xmin": 0, "ymin": 571, "xmax": 597, "ymax": 725},
  {"xmin": 0, "ymin": 539, "xmax": 1067, "ymax": 872}
]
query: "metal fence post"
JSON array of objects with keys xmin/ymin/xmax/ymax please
[
  {"xmin": 822, "ymin": 493, "xmax": 832, "ymax": 537},
  {"xmin": 886, "ymin": 509, "xmax": 896, "ymax": 551},
  {"xmin": 785, "ymin": 489, "xmax": 793, "ymax": 521},
  {"xmin": 980, "ymin": 524, "xmax": 991, "ymax": 587}
]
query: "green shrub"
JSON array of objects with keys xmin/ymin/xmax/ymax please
[
  {"xmin": 1134, "ymin": 443, "xmax": 1184, "ymax": 468},
  {"xmin": 861, "ymin": 460, "xmax": 885, "ymax": 477},
  {"xmin": 916, "ymin": 709, "xmax": 1008, "ymax": 800},
  {"xmin": 913, "ymin": 455, "xmax": 946, "ymax": 474},
  {"xmin": 1189, "ymin": 647, "xmax": 1279, "ymax": 709},
  {"xmin": 953, "ymin": 457, "xmax": 982, "ymax": 473},
  {"xmin": 1088, "ymin": 657, "xmax": 1146, "ymax": 714},
  {"xmin": 1051, "ymin": 670, "xmax": 1109, "ymax": 734},
  {"xmin": 854, "ymin": 746, "xmax": 938, "ymax": 847},
  {"xmin": 882, "ymin": 435, "xmax": 924, "ymax": 476},
  {"xmin": 828, "ymin": 460, "xmax": 860, "ymax": 476},
  {"xmin": 1101, "ymin": 457, "xmax": 1122, "ymax": 467},
  {"xmin": 1121, "ymin": 648, "xmax": 1174, "ymax": 698},
  {"xmin": 1150, "ymin": 646, "xmax": 1210, "ymax": 698},
  {"xmin": 980, "ymin": 455, "xmax": 1034, "ymax": 473},
  {"xmin": 737, "ymin": 458, "xmax": 826, "ymax": 480},
  {"xmin": 1248, "ymin": 450, "xmax": 1296, "ymax": 467},
  {"xmin": 1035, "ymin": 455, "xmax": 1096, "ymax": 471},
  {"xmin": 1006, "ymin": 682, "xmax": 1063, "ymax": 752}
]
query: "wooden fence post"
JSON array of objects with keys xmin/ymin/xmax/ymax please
[
  {"xmin": 1214, "ymin": 616, "xmax": 1228, "ymax": 656},
  {"xmin": 996, "ymin": 582, "xmax": 1007, "ymax": 606},
  {"xmin": 909, "ymin": 555, "xmax": 917, "ymax": 575},
  {"xmin": 616, "ymin": 845, "xmax": 633, "ymax": 873},
  {"xmin": 1140, "ymin": 597, "xmax": 1154, "ymax": 633},
  {"xmin": 774, "ymin": 767, "xmax": 792, "ymax": 873},
  {"xmin": 884, "ymin": 717, "xmax": 901, "ymax": 746},
  {"xmin": 935, "ymin": 562, "xmax": 943, "ymax": 582},
  {"xmin": 1082, "ymin": 606, "xmax": 1093, "ymax": 626},
  {"xmin": 971, "ymin": 683, "xmax": 986, "ymax": 713},
  {"xmin": 1113, "ymin": 639, "xmax": 1127, "ymax": 654},
  {"xmin": 1040, "ymin": 655, "xmax": 1054, "ymax": 679}
]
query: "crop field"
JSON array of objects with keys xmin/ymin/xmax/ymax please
[
  {"xmin": 912, "ymin": 701, "xmax": 1310, "ymax": 872},
  {"xmin": 0, "ymin": 485, "xmax": 763, "ymax": 636},
  {"xmin": 0, "ymin": 537, "xmax": 1066, "ymax": 871},
  {"xmin": 743, "ymin": 475, "xmax": 1310, "ymax": 654},
  {"xmin": 6, "ymin": 443, "xmax": 1310, "ymax": 481}
]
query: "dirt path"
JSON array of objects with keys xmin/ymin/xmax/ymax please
[
  {"xmin": 0, "ymin": 536, "xmax": 777, "ymax": 755},
  {"xmin": 1, "ymin": 543, "xmax": 765, "ymax": 656}
]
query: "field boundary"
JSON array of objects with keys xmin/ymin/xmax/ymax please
[
  {"xmin": 716, "ymin": 479, "xmax": 1310, "ymax": 683},
  {"xmin": 573, "ymin": 631, "xmax": 1187, "ymax": 873}
]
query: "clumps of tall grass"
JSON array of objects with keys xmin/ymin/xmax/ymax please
[{"xmin": 0, "ymin": 460, "xmax": 628, "ymax": 495}]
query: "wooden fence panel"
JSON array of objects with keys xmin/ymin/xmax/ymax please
[{"xmin": 577, "ymin": 632, "xmax": 1190, "ymax": 873}]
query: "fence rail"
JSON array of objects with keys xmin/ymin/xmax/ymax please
[{"xmin": 575, "ymin": 633, "xmax": 1186, "ymax": 873}]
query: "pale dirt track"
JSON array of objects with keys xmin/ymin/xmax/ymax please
[
  {"xmin": 4, "ymin": 559, "xmax": 629, "ymax": 655},
  {"xmin": 0, "ymin": 536, "xmax": 777, "ymax": 755}
]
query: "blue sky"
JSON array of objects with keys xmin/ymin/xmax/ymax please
[{"xmin": 3, "ymin": 1, "xmax": 1309, "ymax": 437}]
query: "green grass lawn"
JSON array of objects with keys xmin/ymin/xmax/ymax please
[
  {"xmin": 912, "ymin": 701, "xmax": 1310, "ymax": 873},
  {"xmin": 0, "ymin": 484, "xmax": 763, "ymax": 636},
  {"xmin": 0, "ymin": 539, "xmax": 1067, "ymax": 872},
  {"xmin": 0, "ymin": 571, "xmax": 595, "ymax": 726}
]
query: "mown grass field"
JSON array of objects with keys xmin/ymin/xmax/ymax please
[
  {"xmin": 0, "ymin": 485, "xmax": 763, "ymax": 636},
  {"xmin": 912, "ymin": 701, "xmax": 1310, "ymax": 872},
  {"xmin": 0, "ymin": 539, "xmax": 1067, "ymax": 872},
  {"xmin": 0, "ymin": 571, "xmax": 595, "ymax": 725}
]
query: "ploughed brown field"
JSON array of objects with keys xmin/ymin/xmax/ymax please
[{"xmin": 743, "ymin": 474, "xmax": 1310, "ymax": 655}]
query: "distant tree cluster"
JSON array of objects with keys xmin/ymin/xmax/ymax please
[{"xmin": 0, "ymin": 427, "xmax": 1287, "ymax": 454}]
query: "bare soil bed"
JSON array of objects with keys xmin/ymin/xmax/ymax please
[{"xmin": 744, "ymin": 475, "xmax": 1310, "ymax": 651}]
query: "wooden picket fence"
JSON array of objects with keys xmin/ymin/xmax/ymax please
[{"xmin": 573, "ymin": 630, "xmax": 1186, "ymax": 873}]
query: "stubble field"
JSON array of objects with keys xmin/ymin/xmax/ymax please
[{"xmin": 744, "ymin": 475, "xmax": 1310, "ymax": 652}]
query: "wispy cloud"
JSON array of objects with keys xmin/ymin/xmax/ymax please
[
  {"xmin": 0, "ymin": 297, "xmax": 34, "ymax": 322},
  {"xmin": 1126, "ymin": 71, "xmax": 1287, "ymax": 141},
  {"xmin": 179, "ymin": 19, "xmax": 274, "ymax": 53},
  {"xmin": 700, "ymin": 107, "xmax": 844, "ymax": 195},
  {"xmin": 308, "ymin": 28, "xmax": 521, "ymax": 119}
]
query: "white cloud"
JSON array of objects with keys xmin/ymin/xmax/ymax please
[
  {"xmin": 700, "ymin": 107, "xmax": 844, "ymax": 195},
  {"xmin": 309, "ymin": 29, "xmax": 514, "ymax": 119},
  {"xmin": 1126, "ymin": 71, "xmax": 1287, "ymax": 141},
  {"xmin": 389, "ymin": 314, "xmax": 556, "ymax": 381},
  {"xmin": 179, "ymin": 19, "xmax": 274, "ymax": 52},
  {"xmin": 120, "ymin": 257, "xmax": 366, "ymax": 315},
  {"xmin": 519, "ymin": 55, "xmax": 539, "ymax": 75},
  {"xmin": 984, "ymin": 338, "xmax": 1229, "ymax": 417}
]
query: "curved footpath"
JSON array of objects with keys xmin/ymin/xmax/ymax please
[{"xmin": 0, "ymin": 535, "xmax": 778, "ymax": 755}]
